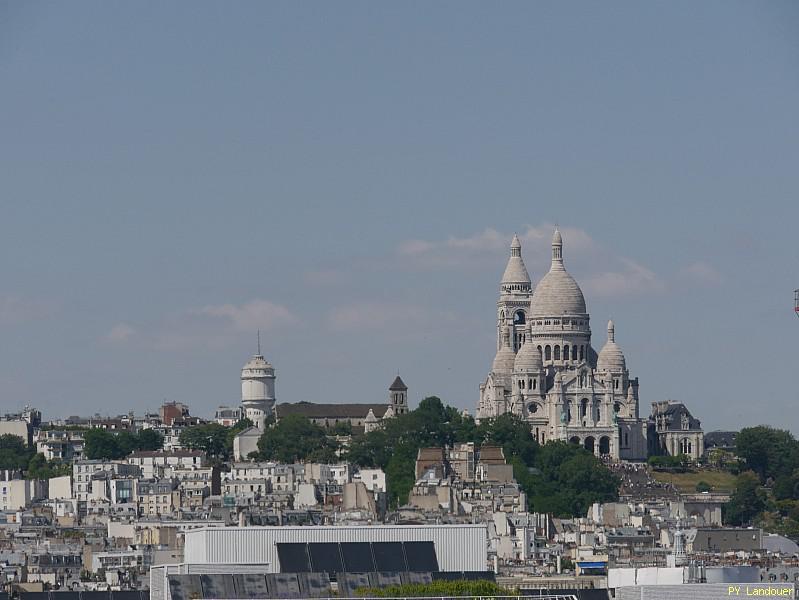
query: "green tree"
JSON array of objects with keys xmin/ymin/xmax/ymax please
[
  {"xmin": 257, "ymin": 415, "xmax": 338, "ymax": 463},
  {"xmin": 26, "ymin": 453, "xmax": 71, "ymax": 479},
  {"xmin": 115, "ymin": 431, "xmax": 139, "ymax": 456},
  {"xmin": 735, "ymin": 426, "xmax": 799, "ymax": 481},
  {"xmin": 384, "ymin": 444, "xmax": 418, "ymax": 508},
  {"xmin": 179, "ymin": 423, "xmax": 231, "ymax": 459},
  {"xmin": 0, "ymin": 434, "xmax": 32, "ymax": 470},
  {"xmin": 520, "ymin": 441, "xmax": 619, "ymax": 517},
  {"xmin": 696, "ymin": 481, "xmax": 713, "ymax": 493},
  {"xmin": 482, "ymin": 413, "xmax": 538, "ymax": 464},
  {"xmin": 136, "ymin": 429, "xmax": 164, "ymax": 451},
  {"xmin": 84, "ymin": 429, "xmax": 125, "ymax": 460},
  {"xmin": 725, "ymin": 471, "xmax": 766, "ymax": 526}
]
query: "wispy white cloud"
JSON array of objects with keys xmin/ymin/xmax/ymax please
[
  {"xmin": 193, "ymin": 299, "xmax": 296, "ymax": 332},
  {"xmin": 582, "ymin": 258, "xmax": 666, "ymax": 297},
  {"xmin": 394, "ymin": 224, "xmax": 664, "ymax": 299},
  {"xmin": 677, "ymin": 261, "xmax": 724, "ymax": 286},
  {"xmin": 105, "ymin": 323, "xmax": 136, "ymax": 343},
  {"xmin": 395, "ymin": 224, "xmax": 596, "ymax": 271}
]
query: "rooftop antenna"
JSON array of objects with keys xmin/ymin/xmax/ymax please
[
  {"xmin": 795, "ymin": 290, "xmax": 799, "ymax": 319},
  {"xmin": 257, "ymin": 329, "xmax": 261, "ymax": 355}
]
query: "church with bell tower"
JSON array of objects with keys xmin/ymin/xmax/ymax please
[{"xmin": 477, "ymin": 229, "xmax": 649, "ymax": 461}]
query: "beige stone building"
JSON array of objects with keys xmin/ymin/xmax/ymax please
[{"xmin": 477, "ymin": 230, "xmax": 648, "ymax": 460}]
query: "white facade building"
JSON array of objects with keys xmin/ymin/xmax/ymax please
[
  {"xmin": 73, "ymin": 460, "xmax": 141, "ymax": 501},
  {"xmin": 240, "ymin": 347, "xmax": 276, "ymax": 429},
  {"xmin": 127, "ymin": 450, "xmax": 205, "ymax": 479},
  {"xmin": 183, "ymin": 525, "xmax": 488, "ymax": 573},
  {"xmin": 0, "ymin": 479, "xmax": 46, "ymax": 510},
  {"xmin": 477, "ymin": 230, "xmax": 648, "ymax": 460}
]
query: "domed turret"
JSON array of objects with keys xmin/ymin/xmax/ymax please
[
  {"xmin": 492, "ymin": 327, "xmax": 516, "ymax": 374},
  {"xmin": 514, "ymin": 327, "xmax": 543, "ymax": 372},
  {"xmin": 241, "ymin": 333, "xmax": 276, "ymax": 428},
  {"xmin": 500, "ymin": 234, "xmax": 532, "ymax": 293},
  {"xmin": 597, "ymin": 320, "xmax": 626, "ymax": 372},
  {"xmin": 530, "ymin": 228, "xmax": 587, "ymax": 316}
]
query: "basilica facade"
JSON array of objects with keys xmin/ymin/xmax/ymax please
[{"xmin": 476, "ymin": 230, "xmax": 649, "ymax": 461}]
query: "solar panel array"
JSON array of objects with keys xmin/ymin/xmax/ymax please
[
  {"xmin": 167, "ymin": 572, "xmax": 332, "ymax": 600},
  {"xmin": 277, "ymin": 541, "xmax": 439, "ymax": 575}
]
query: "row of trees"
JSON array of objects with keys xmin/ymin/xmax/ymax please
[
  {"xmin": 238, "ymin": 396, "xmax": 618, "ymax": 516},
  {"xmin": 84, "ymin": 428, "xmax": 164, "ymax": 460}
]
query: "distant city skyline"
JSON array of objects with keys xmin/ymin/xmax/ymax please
[{"xmin": 1, "ymin": 2, "xmax": 797, "ymax": 431}]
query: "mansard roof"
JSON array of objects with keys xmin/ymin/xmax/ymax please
[
  {"xmin": 651, "ymin": 401, "xmax": 702, "ymax": 431},
  {"xmin": 704, "ymin": 430, "xmax": 737, "ymax": 449}
]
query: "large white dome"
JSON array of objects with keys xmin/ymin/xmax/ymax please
[
  {"xmin": 530, "ymin": 228, "xmax": 586, "ymax": 316},
  {"xmin": 530, "ymin": 269, "xmax": 586, "ymax": 315}
]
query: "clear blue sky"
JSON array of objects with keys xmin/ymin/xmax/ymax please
[{"xmin": 1, "ymin": 1, "xmax": 797, "ymax": 432}]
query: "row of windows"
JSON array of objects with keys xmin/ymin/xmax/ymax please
[
  {"xmin": 539, "ymin": 344, "xmax": 585, "ymax": 362},
  {"xmin": 535, "ymin": 319, "xmax": 586, "ymax": 327},
  {"xmin": 503, "ymin": 311, "xmax": 586, "ymax": 329},
  {"xmin": 518, "ymin": 378, "xmax": 538, "ymax": 390}
]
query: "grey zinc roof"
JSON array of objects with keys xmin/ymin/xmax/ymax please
[
  {"xmin": 704, "ymin": 431, "xmax": 738, "ymax": 448},
  {"xmin": 276, "ymin": 402, "xmax": 390, "ymax": 419},
  {"xmin": 389, "ymin": 375, "xmax": 407, "ymax": 391}
]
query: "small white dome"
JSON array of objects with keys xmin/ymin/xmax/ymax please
[
  {"xmin": 597, "ymin": 320, "xmax": 626, "ymax": 372},
  {"xmin": 514, "ymin": 337, "xmax": 543, "ymax": 373},
  {"xmin": 501, "ymin": 234, "xmax": 531, "ymax": 287},
  {"xmin": 241, "ymin": 354, "xmax": 275, "ymax": 382},
  {"xmin": 492, "ymin": 345, "xmax": 516, "ymax": 374}
]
